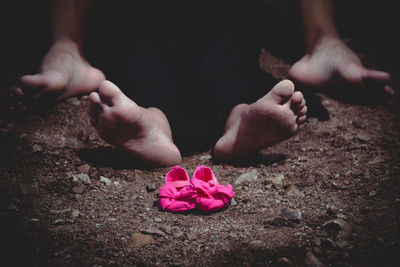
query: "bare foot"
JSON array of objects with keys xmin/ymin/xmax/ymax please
[
  {"xmin": 9, "ymin": 40, "xmax": 105, "ymax": 111},
  {"xmin": 287, "ymin": 37, "xmax": 394, "ymax": 99},
  {"xmin": 88, "ymin": 80, "xmax": 181, "ymax": 167},
  {"xmin": 214, "ymin": 79, "xmax": 307, "ymax": 161}
]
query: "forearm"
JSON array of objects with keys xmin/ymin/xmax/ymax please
[
  {"xmin": 297, "ymin": 0, "xmax": 339, "ymax": 50},
  {"xmin": 51, "ymin": 0, "xmax": 91, "ymax": 48}
]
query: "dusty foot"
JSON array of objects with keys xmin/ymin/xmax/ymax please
[
  {"xmin": 88, "ymin": 80, "xmax": 181, "ymax": 167},
  {"xmin": 286, "ymin": 37, "xmax": 394, "ymax": 99},
  {"xmin": 214, "ymin": 79, "xmax": 307, "ymax": 161},
  {"xmin": 9, "ymin": 40, "xmax": 105, "ymax": 111}
]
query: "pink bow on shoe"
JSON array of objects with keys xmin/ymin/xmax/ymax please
[
  {"xmin": 159, "ymin": 166, "xmax": 198, "ymax": 212},
  {"xmin": 191, "ymin": 165, "xmax": 234, "ymax": 211}
]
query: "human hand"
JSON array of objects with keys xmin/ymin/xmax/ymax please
[
  {"xmin": 9, "ymin": 40, "xmax": 105, "ymax": 112},
  {"xmin": 287, "ymin": 37, "xmax": 394, "ymax": 101}
]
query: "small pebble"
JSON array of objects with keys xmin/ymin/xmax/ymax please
[
  {"xmin": 32, "ymin": 144, "xmax": 43, "ymax": 152},
  {"xmin": 77, "ymin": 164, "xmax": 90, "ymax": 173},
  {"xmin": 72, "ymin": 209, "xmax": 80, "ymax": 218},
  {"xmin": 72, "ymin": 184, "xmax": 85, "ymax": 194},
  {"xmin": 76, "ymin": 173, "xmax": 91, "ymax": 184},
  {"xmin": 235, "ymin": 169, "xmax": 258, "ymax": 185},
  {"xmin": 281, "ymin": 208, "xmax": 302, "ymax": 221},
  {"xmin": 100, "ymin": 176, "xmax": 111, "ymax": 186}
]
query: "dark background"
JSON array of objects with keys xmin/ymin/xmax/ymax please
[{"xmin": 1, "ymin": 0, "xmax": 399, "ymax": 89}]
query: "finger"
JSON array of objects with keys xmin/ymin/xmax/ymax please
[
  {"xmin": 8, "ymin": 87, "xmax": 25, "ymax": 111},
  {"xmin": 21, "ymin": 71, "xmax": 65, "ymax": 95},
  {"xmin": 12, "ymin": 87, "xmax": 24, "ymax": 97},
  {"xmin": 361, "ymin": 69, "xmax": 391, "ymax": 84},
  {"xmin": 384, "ymin": 85, "xmax": 395, "ymax": 95},
  {"xmin": 20, "ymin": 74, "xmax": 46, "ymax": 88},
  {"xmin": 18, "ymin": 74, "xmax": 47, "ymax": 100},
  {"xmin": 9, "ymin": 87, "xmax": 24, "ymax": 107}
]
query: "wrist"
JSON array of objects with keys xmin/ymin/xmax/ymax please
[
  {"xmin": 51, "ymin": 38, "xmax": 82, "ymax": 53},
  {"xmin": 307, "ymin": 33, "xmax": 340, "ymax": 52}
]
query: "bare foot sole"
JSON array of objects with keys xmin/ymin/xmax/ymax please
[
  {"xmin": 214, "ymin": 79, "xmax": 307, "ymax": 161},
  {"xmin": 88, "ymin": 80, "xmax": 181, "ymax": 167}
]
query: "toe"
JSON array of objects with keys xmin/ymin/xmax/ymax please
[
  {"xmin": 88, "ymin": 92, "xmax": 103, "ymax": 116},
  {"xmin": 297, "ymin": 106, "xmax": 308, "ymax": 117},
  {"xmin": 269, "ymin": 79, "xmax": 295, "ymax": 104},
  {"xmin": 297, "ymin": 115, "xmax": 307, "ymax": 124},
  {"xmin": 293, "ymin": 99, "xmax": 306, "ymax": 114},
  {"xmin": 291, "ymin": 91, "xmax": 304, "ymax": 107},
  {"xmin": 89, "ymin": 91, "xmax": 101, "ymax": 105},
  {"xmin": 98, "ymin": 80, "xmax": 123, "ymax": 106}
]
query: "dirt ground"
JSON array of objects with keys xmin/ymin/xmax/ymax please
[{"xmin": 1, "ymin": 2, "xmax": 400, "ymax": 267}]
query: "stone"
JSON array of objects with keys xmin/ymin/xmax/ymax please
[
  {"xmin": 268, "ymin": 174, "xmax": 285, "ymax": 186},
  {"xmin": 77, "ymin": 164, "xmax": 90, "ymax": 173},
  {"xmin": 76, "ymin": 173, "xmax": 91, "ymax": 184},
  {"xmin": 353, "ymin": 133, "xmax": 370, "ymax": 143},
  {"xmin": 281, "ymin": 208, "xmax": 302, "ymax": 221},
  {"xmin": 186, "ymin": 232, "xmax": 198, "ymax": 241},
  {"xmin": 141, "ymin": 227, "xmax": 167, "ymax": 237},
  {"xmin": 100, "ymin": 176, "xmax": 111, "ymax": 186},
  {"xmin": 72, "ymin": 184, "xmax": 85, "ymax": 194},
  {"xmin": 235, "ymin": 169, "xmax": 258, "ymax": 185},
  {"xmin": 199, "ymin": 154, "xmax": 212, "ymax": 160},
  {"xmin": 304, "ymin": 251, "xmax": 325, "ymax": 267},
  {"xmin": 131, "ymin": 233, "xmax": 155, "ymax": 248},
  {"xmin": 322, "ymin": 218, "xmax": 352, "ymax": 241},
  {"xmin": 72, "ymin": 209, "xmax": 80, "ymax": 218},
  {"xmin": 146, "ymin": 183, "xmax": 157, "ymax": 192},
  {"xmin": 32, "ymin": 144, "xmax": 43, "ymax": 152},
  {"xmin": 50, "ymin": 209, "xmax": 71, "ymax": 214},
  {"xmin": 285, "ymin": 186, "xmax": 304, "ymax": 197},
  {"xmin": 276, "ymin": 257, "xmax": 293, "ymax": 266}
]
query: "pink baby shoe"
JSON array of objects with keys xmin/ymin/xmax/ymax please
[
  {"xmin": 159, "ymin": 166, "xmax": 198, "ymax": 212},
  {"xmin": 191, "ymin": 165, "xmax": 234, "ymax": 211}
]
